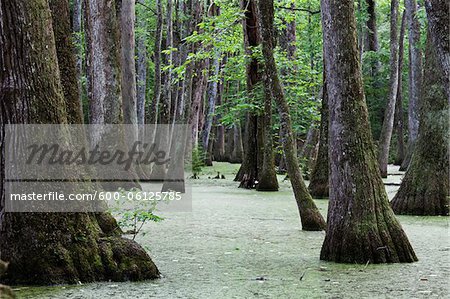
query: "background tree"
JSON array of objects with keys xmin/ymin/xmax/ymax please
[
  {"xmin": 319, "ymin": 0, "xmax": 417, "ymax": 263},
  {"xmin": 258, "ymin": 0, "xmax": 326, "ymax": 231},
  {"xmin": 391, "ymin": 23, "xmax": 449, "ymax": 216}
]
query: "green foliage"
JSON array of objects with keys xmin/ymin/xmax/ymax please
[{"xmin": 191, "ymin": 146, "xmax": 206, "ymax": 178}]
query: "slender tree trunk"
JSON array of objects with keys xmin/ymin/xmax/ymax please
[
  {"xmin": 136, "ymin": 17, "xmax": 147, "ymax": 125},
  {"xmin": 309, "ymin": 80, "xmax": 329, "ymax": 198},
  {"xmin": 258, "ymin": 0, "xmax": 326, "ymax": 231},
  {"xmin": 213, "ymin": 58, "xmax": 227, "ymax": 161},
  {"xmin": 378, "ymin": 0, "xmax": 399, "ymax": 177},
  {"xmin": 364, "ymin": 0, "xmax": 381, "ymax": 76},
  {"xmin": 0, "ymin": 0, "xmax": 158, "ymax": 284},
  {"xmin": 320, "ymin": 0, "xmax": 417, "ymax": 263},
  {"xmin": 391, "ymin": 22, "xmax": 449, "ymax": 216},
  {"xmin": 148, "ymin": 0, "xmax": 163, "ymax": 128},
  {"xmin": 72, "ymin": 0, "xmax": 84, "ymax": 119},
  {"xmin": 256, "ymin": 71, "xmax": 279, "ymax": 191},
  {"xmin": 231, "ymin": 123, "xmax": 244, "ymax": 164},
  {"xmin": 299, "ymin": 126, "xmax": 320, "ymax": 180},
  {"xmin": 400, "ymin": 0, "xmax": 422, "ymax": 170},
  {"xmin": 394, "ymin": 11, "xmax": 406, "ymax": 165},
  {"xmin": 119, "ymin": 0, "xmax": 137, "ymax": 126},
  {"xmin": 224, "ymin": 127, "xmax": 234, "ymax": 162}
]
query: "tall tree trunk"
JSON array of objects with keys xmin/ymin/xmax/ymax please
[
  {"xmin": 424, "ymin": 0, "xmax": 449, "ymax": 100},
  {"xmin": 148, "ymin": 0, "xmax": 163, "ymax": 129},
  {"xmin": 364, "ymin": 0, "xmax": 380, "ymax": 76},
  {"xmin": 49, "ymin": 0, "xmax": 84, "ymax": 124},
  {"xmin": 213, "ymin": 58, "xmax": 226, "ymax": 162},
  {"xmin": 230, "ymin": 123, "xmax": 244, "ymax": 164},
  {"xmin": 299, "ymin": 126, "xmax": 320, "ymax": 180},
  {"xmin": 319, "ymin": 0, "xmax": 417, "ymax": 263},
  {"xmin": 0, "ymin": 0, "xmax": 158, "ymax": 284},
  {"xmin": 391, "ymin": 23, "xmax": 449, "ymax": 216},
  {"xmin": 151, "ymin": 0, "xmax": 174, "ymax": 180},
  {"xmin": 258, "ymin": 0, "xmax": 326, "ymax": 231},
  {"xmin": 72, "ymin": 0, "xmax": 84, "ymax": 119},
  {"xmin": 400, "ymin": 0, "xmax": 422, "ymax": 170},
  {"xmin": 309, "ymin": 80, "xmax": 329, "ymax": 198},
  {"xmin": 256, "ymin": 71, "xmax": 279, "ymax": 191},
  {"xmin": 119, "ymin": 0, "xmax": 137, "ymax": 126},
  {"xmin": 394, "ymin": 11, "xmax": 406, "ymax": 166},
  {"xmin": 136, "ymin": 17, "xmax": 147, "ymax": 125},
  {"xmin": 378, "ymin": 0, "xmax": 399, "ymax": 177}
]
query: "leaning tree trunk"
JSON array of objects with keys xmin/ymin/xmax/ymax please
[
  {"xmin": 394, "ymin": 11, "xmax": 406, "ymax": 166},
  {"xmin": 390, "ymin": 29, "xmax": 449, "ymax": 216},
  {"xmin": 309, "ymin": 78, "xmax": 329, "ymax": 198},
  {"xmin": 400, "ymin": 0, "xmax": 422, "ymax": 171},
  {"xmin": 320, "ymin": 0, "xmax": 417, "ymax": 263},
  {"xmin": 378, "ymin": 0, "xmax": 399, "ymax": 178},
  {"xmin": 0, "ymin": 0, "xmax": 159, "ymax": 284},
  {"xmin": 258, "ymin": 0, "xmax": 326, "ymax": 231}
]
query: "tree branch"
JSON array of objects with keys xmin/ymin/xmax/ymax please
[{"xmin": 276, "ymin": 6, "xmax": 321, "ymax": 14}]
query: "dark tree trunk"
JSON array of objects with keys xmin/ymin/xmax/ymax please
[
  {"xmin": 256, "ymin": 72, "xmax": 279, "ymax": 191},
  {"xmin": 391, "ymin": 29, "xmax": 449, "ymax": 216},
  {"xmin": 309, "ymin": 80, "xmax": 329, "ymax": 198},
  {"xmin": 394, "ymin": 11, "xmax": 406, "ymax": 166},
  {"xmin": 378, "ymin": 0, "xmax": 399, "ymax": 178},
  {"xmin": 231, "ymin": 123, "xmax": 244, "ymax": 164},
  {"xmin": 258, "ymin": 0, "xmax": 326, "ymax": 231},
  {"xmin": 49, "ymin": 0, "xmax": 84, "ymax": 124},
  {"xmin": 320, "ymin": 0, "xmax": 417, "ymax": 263},
  {"xmin": 0, "ymin": 0, "xmax": 159, "ymax": 284},
  {"xmin": 363, "ymin": 0, "xmax": 380, "ymax": 76},
  {"xmin": 400, "ymin": 0, "xmax": 422, "ymax": 171}
]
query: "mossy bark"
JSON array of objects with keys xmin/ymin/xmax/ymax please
[
  {"xmin": 391, "ymin": 31, "xmax": 449, "ymax": 216},
  {"xmin": 0, "ymin": 0, "xmax": 159, "ymax": 284},
  {"xmin": 309, "ymin": 81, "xmax": 329, "ymax": 198},
  {"xmin": 320, "ymin": 0, "xmax": 417, "ymax": 263},
  {"xmin": 258, "ymin": 0, "xmax": 326, "ymax": 231}
]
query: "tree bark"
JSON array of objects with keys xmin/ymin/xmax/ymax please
[
  {"xmin": 0, "ymin": 0, "xmax": 158, "ymax": 284},
  {"xmin": 258, "ymin": 0, "xmax": 326, "ymax": 231},
  {"xmin": 213, "ymin": 59, "xmax": 227, "ymax": 162},
  {"xmin": 299, "ymin": 127, "xmax": 320, "ymax": 180},
  {"xmin": 400, "ymin": 0, "xmax": 422, "ymax": 171},
  {"xmin": 309, "ymin": 80, "xmax": 329, "ymax": 198},
  {"xmin": 72, "ymin": 0, "xmax": 84, "ymax": 119},
  {"xmin": 136, "ymin": 16, "xmax": 147, "ymax": 125},
  {"xmin": 378, "ymin": 0, "xmax": 399, "ymax": 178},
  {"xmin": 49, "ymin": 0, "xmax": 84, "ymax": 124},
  {"xmin": 424, "ymin": 0, "xmax": 449, "ymax": 100},
  {"xmin": 391, "ymin": 28, "xmax": 449, "ymax": 216},
  {"xmin": 119, "ymin": 0, "xmax": 137, "ymax": 126},
  {"xmin": 363, "ymin": 0, "xmax": 381, "ymax": 76},
  {"xmin": 394, "ymin": 11, "xmax": 406, "ymax": 166},
  {"xmin": 320, "ymin": 0, "xmax": 417, "ymax": 263}
]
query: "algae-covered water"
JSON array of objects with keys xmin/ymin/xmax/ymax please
[{"xmin": 15, "ymin": 164, "xmax": 449, "ymax": 298}]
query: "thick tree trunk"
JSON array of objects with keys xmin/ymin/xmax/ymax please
[
  {"xmin": 258, "ymin": 0, "xmax": 326, "ymax": 231},
  {"xmin": 394, "ymin": 11, "xmax": 406, "ymax": 166},
  {"xmin": 309, "ymin": 80, "xmax": 329, "ymax": 198},
  {"xmin": 49, "ymin": 0, "xmax": 84, "ymax": 124},
  {"xmin": 119, "ymin": 0, "xmax": 137, "ymax": 126},
  {"xmin": 400, "ymin": 0, "xmax": 422, "ymax": 171},
  {"xmin": 378, "ymin": 0, "xmax": 399, "ymax": 178},
  {"xmin": 424, "ymin": 0, "xmax": 449, "ymax": 100},
  {"xmin": 391, "ymin": 30, "xmax": 449, "ymax": 216},
  {"xmin": 0, "ymin": 0, "xmax": 159, "ymax": 284},
  {"xmin": 320, "ymin": 0, "xmax": 417, "ymax": 263}
]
